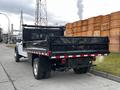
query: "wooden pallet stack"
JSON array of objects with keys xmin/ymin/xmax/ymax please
[
  {"xmin": 109, "ymin": 11, "xmax": 120, "ymax": 52},
  {"xmin": 65, "ymin": 23, "xmax": 73, "ymax": 37},
  {"xmin": 73, "ymin": 21, "xmax": 82, "ymax": 36},
  {"xmin": 81, "ymin": 19, "xmax": 88, "ymax": 36},
  {"xmin": 101, "ymin": 14, "xmax": 111, "ymax": 36},
  {"xmin": 93, "ymin": 16, "xmax": 103, "ymax": 36},
  {"xmin": 65, "ymin": 11, "xmax": 120, "ymax": 52},
  {"xmin": 87, "ymin": 17, "xmax": 94, "ymax": 36}
]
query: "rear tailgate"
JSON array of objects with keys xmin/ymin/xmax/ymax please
[{"xmin": 49, "ymin": 36, "xmax": 109, "ymax": 59}]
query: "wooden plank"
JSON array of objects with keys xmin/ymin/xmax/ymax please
[
  {"xmin": 110, "ymin": 20, "xmax": 120, "ymax": 29},
  {"xmin": 88, "ymin": 24, "xmax": 94, "ymax": 31},
  {"xmin": 73, "ymin": 32, "xmax": 82, "ymax": 36},
  {"xmin": 110, "ymin": 28, "xmax": 120, "ymax": 36},
  {"xmin": 73, "ymin": 27, "xmax": 81, "ymax": 33},
  {"xmin": 94, "ymin": 23, "xmax": 101, "ymax": 30},
  {"xmin": 77, "ymin": 20, "xmax": 82, "ymax": 27},
  {"xmin": 101, "ymin": 23, "xmax": 110, "ymax": 31},
  {"xmin": 101, "ymin": 30, "xmax": 110, "ymax": 36},
  {"xmin": 88, "ymin": 17, "xmax": 95, "ymax": 24},
  {"xmin": 94, "ymin": 15, "xmax": 103, "ymax": 24},
  {"xmin": 86, "ymin": 30, "xmax": 93, "ymax": 36},
  {"xmin": 93, "ymin": 30, "xmax": 101, "ymax": 36},
  {"xmin": 102, "ymin": 15, "xmax": 111, "ymax": 23},
  {"xmin": 81, "ymin": 31, "xmax": 87, "ymax": 36},
  {"xmin": 82, "ymin": 25, "xmax": 88, "ymax": 31},
  {"xmin": 82, "ymin": 19, "xmax": 88, "ymax": 26},
  {"xmin": 109, "ymin": 36, "xmax": 120, "ymax": 44},
  {"xmin": 111, "ymin": 11, "xmax": 120, "ymax": 20}
]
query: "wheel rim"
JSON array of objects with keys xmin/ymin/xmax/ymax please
[
  {"xmin": 14, "ymin": 52, "xmax": 16, "ymax": 57},
  {"xmin": 33, "ymin": 61, "xmax": 38, "ymax": 76},
  {"xmin": 14, "ymin": 52, "xmax": 17, "ymax": 59}
]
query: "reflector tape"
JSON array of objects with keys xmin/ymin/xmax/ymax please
[
  {"xmin": 90, "ymin": 54, "xmax": 95, "ymax": 56},
  {"xmin": 98, "ymin": 54, "xmax": 102, "ymax": 56},
  {"xmin": 76, "ymin": 55, "xmax": 81, "ymax": 57},
  {"xmin": 26, "ymin": 50, "xmax": 48, "ymax": 56},
  {"xmin": 51, "ymin": 56, "xmax": 56, "ymax": 59},
  {"xmin": 84, "ymin": 54, "xmax": 88, "ymax": 57},
  {"xmin": 68, "ymin": 55, "xmax": 73, "ymax": 58},
  {"xmin": 104, "ymin": 54, "xmax": 108, "ymax": 56},
  {"xmin": 60, "ymin": 56, "xmax": 65, "ymax": 58},
  {"xmin": 26, "ymin": 50, "xmax": 108, "ymax": 59},
  {"xmin": 44, "ymin": 53, "xmax": 47, "ymax": 56},
  {"xmin": 51, "ymin": 53, "xmax": 108, "ymax": 59}
]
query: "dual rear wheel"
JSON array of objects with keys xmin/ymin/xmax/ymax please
[
  {"xmin": 33, "ymin": 57, "xmax": 90, "ymax": 79},
  {"xmin": 33, "ymin": 57, "xmax": 51, "ymax": 80}
]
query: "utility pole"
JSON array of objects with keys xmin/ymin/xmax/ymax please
[
  {"xmin": 35, "ymin": 0, "xmax": 48, "ymax": 26},
  {"xmin": 20, "ymin": 10, "xmax": 23, "ymax": 31},
  {"xmin": 11, "ymin": 24, "xmax": 13, "ymax": 35}
]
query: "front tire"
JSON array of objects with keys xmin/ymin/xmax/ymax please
[
  {"xmin": 14, "ymin": 47, "xmax": 20, "ymax": 62},
  {"xmin": 33, "ymin": 56, "xmax": 51, "ymax": 80}
]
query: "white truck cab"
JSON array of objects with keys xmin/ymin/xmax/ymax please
[
  {"xmin": 14, "ymin": 34, "xmax": 28, "ymax": 62},
  {"xmin": 16, "ymin": 41, "xmax": 28, "ymax": 57}
]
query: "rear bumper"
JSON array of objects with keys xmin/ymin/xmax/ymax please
[{"xmin": 25, "ymin": 49, "xmax": 109, "ymax": 59}]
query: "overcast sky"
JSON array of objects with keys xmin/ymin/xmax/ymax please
[{"xmin": 0, "ymin": 0, "xmax": 120, "ymax": 33}]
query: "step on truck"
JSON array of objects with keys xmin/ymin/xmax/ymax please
[{"xmin": 15, "ymin": 25, "xmax": 109, "ymax": 80}]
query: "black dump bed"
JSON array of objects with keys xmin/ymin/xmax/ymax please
[
  {"xmin": 49, "ymin": 37, "xmax": 109, "ymax": 55},
  {"xmin": 22, "ymin": 25, "xmax": 109, "ymax": 56}
]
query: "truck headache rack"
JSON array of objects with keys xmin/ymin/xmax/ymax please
[{"xmin": 23, "ymin": 24, "xmax": 64, "ymax": 41}]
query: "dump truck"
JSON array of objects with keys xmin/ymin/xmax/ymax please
[{"xmin": 14, "ymin": 25, "xmax": 109, "ymax": 80}]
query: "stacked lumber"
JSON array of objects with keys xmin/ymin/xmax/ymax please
[{"xmin": 65, "ymin": 11, "xmax": 120, "ymax": 52}]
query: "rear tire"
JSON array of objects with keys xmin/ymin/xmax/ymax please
[
  {"xmin": 14, "ymin": 47, "xmax": 20, "ymax": 62},
  {"xmin": 73, "ymin": 67, "xmax": 90, "ymax": 74},
  {"xmin": 33, "ymin": 56, "xmax": 51, "ymax": 80}
]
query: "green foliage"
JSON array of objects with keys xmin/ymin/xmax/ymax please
[{"xmin": 95, "ymin": 53, "xmax": 120, "ymax": 76}]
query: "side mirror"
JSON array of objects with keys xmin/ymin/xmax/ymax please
[{"xmin": 16, "ymin": 39, "xmax": 22, "ymax": 43}]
